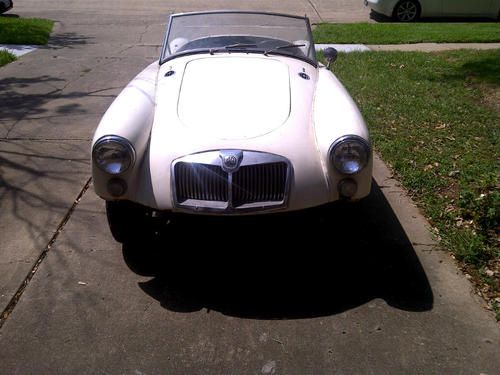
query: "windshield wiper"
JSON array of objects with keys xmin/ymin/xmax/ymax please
[
  {"xmin": 224, "ymin": 43, "xmax": 258, "ymax": 49},
  {"xmin": 210, "ymin": 43, "xmax": 259, "ymax": 54},
  {"xmin": 264, "ymin": 43, "xmax": 306, "ymax": 55}
]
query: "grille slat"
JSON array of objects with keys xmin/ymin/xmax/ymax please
[
  {"xmin": 232, "ymin": 162, "xmax": 287, "ymax": 207},
  {"xmin": 174, "ymin": 156, "xmax": 288, "ymax": 211},
  {"xmin": 175, "ymin": 163, "xmax": 228, "ymax": 202}
]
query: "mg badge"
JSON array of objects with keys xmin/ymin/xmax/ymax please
[
  {"xmin": 220, "ymin": 150, "xmax": 243, "ymax": 172},
  {"xmin": 224, "ymin": 155, "xmax": 238, "ymax": 168}
]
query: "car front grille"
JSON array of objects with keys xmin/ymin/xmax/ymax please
[
  {"xmin": 172, "ymin": 151, "xmax": 291, "ymax": 212},
  {"xmin": 175, "ymin": 163, "xmax": 228, "ymax": 202},
  {"xmin": 232, "ymin": 162, "xmax": 287, "ymax": 206}
]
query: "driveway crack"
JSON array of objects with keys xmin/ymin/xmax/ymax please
[{"xmin": 0, "ymin": 177, "xmax": 92, "ymax": 329}]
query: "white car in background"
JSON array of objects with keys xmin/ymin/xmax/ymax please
[
  {"xmin": 365, "ymin": 0, "xmax": 500, "ymax": 21},
  {"xmin": 91, "ymin": 11, "xmax": 372, "ymax": 243},
  {"xmin": 0, "ymin": 0, "xmax": 13, "ymax": 14}
]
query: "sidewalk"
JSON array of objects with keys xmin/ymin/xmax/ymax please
[
  {"xmin": 368, "ymin": 42, "xmax": 500, "ymax": 51},
  {"xmin": 316, "ymin": 42, "xmax": 500, "ymax": 53}
]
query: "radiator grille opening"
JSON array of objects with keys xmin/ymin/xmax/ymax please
[
  {"xmin": 173, "ymin": 152, "xmax": 290, "ymax": 212},
  {"xmin": 232, "ymin": 162, "xmax": 287, "ymax": 206},
  {"xmin": 174, "ymin": 162, "xmax": 228, "ymax": 202}
]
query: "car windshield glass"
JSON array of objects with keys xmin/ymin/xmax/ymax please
[{"xmin": 161, "ymin": 11, "xmax": 316, "ymax": 64}]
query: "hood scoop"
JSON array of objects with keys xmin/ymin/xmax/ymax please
[{"xmin": 177, "ymin": 56, "xmax": 291, "ymax": 140}]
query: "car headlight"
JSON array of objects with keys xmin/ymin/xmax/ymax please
[
  {"xmin": 92, "ymin": 136, "xmax": 135, "ymax": 174},
  {"xmin": 330, "ymin": 135, "xmax": 370, "ymax": 175}
]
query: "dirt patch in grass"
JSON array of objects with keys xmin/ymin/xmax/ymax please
[{"xmin": 475, "ymin": 84, "xmax": 500, "ymax": 114}]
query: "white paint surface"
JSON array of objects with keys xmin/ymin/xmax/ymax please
[{"xmin": 178, "ymin": 56, "xmax": 291, "ymax": 140}]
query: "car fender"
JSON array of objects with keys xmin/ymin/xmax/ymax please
[
  {"xmin": 92, "ymin": 61, "xmax": 158, "ymax": 202},
  {"xmin": 313, "ymin": 67, "xmax": 372, "ymax": 199}
]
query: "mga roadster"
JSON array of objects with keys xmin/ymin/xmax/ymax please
[{"xmin": 91, "ymin": 11, "xmax": 372, "ymax": 242}]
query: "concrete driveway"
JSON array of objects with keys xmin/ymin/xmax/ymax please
[{"xmin": 0, "ymin": 1, "xmax": 499, "ymax": 374}]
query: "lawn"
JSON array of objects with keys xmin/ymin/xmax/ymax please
[
  {"xmin": 329, "ymin": 49, "xmax": 499, "ymax": 318},
  {"xmin": 0, "ymin": 17, "xmax": 54, "ymax": 45},
  {"xmin": 0, "ymin": 50, "xmax": 15, "ymax": 67},
  {"xmin": 313, "ymin": 23, "xmax": 500, "ymax": 44}
]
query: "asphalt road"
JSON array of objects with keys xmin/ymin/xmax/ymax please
[{"xmin": 0, "ymin": 1, "xmax": 499, "ymax": 374}]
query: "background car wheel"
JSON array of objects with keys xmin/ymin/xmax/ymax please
[{"xmin": 393, "ymin": 0, "xmax": 421, "ymax": 22}]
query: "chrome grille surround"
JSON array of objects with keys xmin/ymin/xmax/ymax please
[{"xmin": 172, "ymin": 150, "xmax": 292, "ymax": 213}]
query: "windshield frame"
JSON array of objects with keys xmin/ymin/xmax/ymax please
[{"xmin": 159, "ymin": 10, "xmax": 317, "ymax": 67}]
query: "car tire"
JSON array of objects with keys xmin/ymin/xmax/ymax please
[
  {"xmin": 392, "ymin": 0, "xmax": 421, "ymax": 22},
  {"xmin": 106, "ymin": 200, "xmax": 145, "ymax": 243}
]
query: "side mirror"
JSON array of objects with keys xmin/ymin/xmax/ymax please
[{"xmin": 323, "ymin": 47, "xmax": 338, "ymax": 69}]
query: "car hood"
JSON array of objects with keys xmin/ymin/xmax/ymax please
[
  {"xmin": 152, "ymin": 54, "xmax": 317, "ymax": 155},
  {"xmin": 171, "ymin": 56, "xmax": 291, "ymax": 140}
]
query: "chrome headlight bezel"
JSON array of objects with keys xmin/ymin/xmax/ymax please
[
  {"xmin": 329, "ymin": 135, "xmax": 371, "ymax": 175},
  {"xmin": 92, "ymin": 135, "xmax": 136, "ymax": 175}
]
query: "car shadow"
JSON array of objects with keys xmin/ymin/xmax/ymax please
[{"xmin": 122, "ymin": 181, "xmax": 434, "ymax": 319}]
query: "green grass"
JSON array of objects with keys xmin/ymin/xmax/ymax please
[
  {"xmin": 0, "ymin": 50, "xmax": 16, "ymax": 67},
  {"xmin": 313, "ymin": 23, "xmax": 500, "ymax": 44},
  {"xmin": 328, "ymin": 49, "xmax": 499, "ymax": 315},
  {"xmin": 0, "ymin": 17, "xmax": 54, "ymax": 45}
]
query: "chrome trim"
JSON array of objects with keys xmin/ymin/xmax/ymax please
[
  {"xmin": 168, "ymin": 10, "xmax": 311, "ymax": 20},
  {"xmin": 92, "ymin": 135, "xmax": 136, "ymax": 175},
  {"xmin": 328, "ymin": 135, "xmax": 371, "ymax": 175},
  {"xmin": 171, "ymin": 150, "xmax": 292, "ymax": 214}
]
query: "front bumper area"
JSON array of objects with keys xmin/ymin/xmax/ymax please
[{"xmin": 364, "ymin": 0, "xmax": 395, "ymax": 17}]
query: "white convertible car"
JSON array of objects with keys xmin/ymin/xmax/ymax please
[{"xmin": 92, "ymin": 11, "xmax": 372, "ymax": 242}]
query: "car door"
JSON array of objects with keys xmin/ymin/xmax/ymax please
[
  {"xmin": 420, "ymin": 0, "xmax": 443, "ymax": 16},
  {"xmin": 441, "ymin": 0, "xmax": 493, "ymax": 16}
]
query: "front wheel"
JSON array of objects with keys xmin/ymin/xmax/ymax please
[
  {"xmin": 106, "ymin": 200, "xmax": 172, "ymax": 243},
  {"xmin": 393, "ymin": 0, "xmax": 420, "ymax": 22},
  {"xmin": 105, "ymin": 200, "xmax": 146, "ymax": 243}
]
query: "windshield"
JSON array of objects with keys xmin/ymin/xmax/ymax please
[{"xmin": 161, "ymin": 11, "xmax": 316, "ymax": 65}]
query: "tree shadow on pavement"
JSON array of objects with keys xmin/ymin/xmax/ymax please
[
  {"xmin": 123, "ymin": 181, "xmax": 434, "ymax": 320},
  {"xmin": 48, "ymin": 32, "xmax": 93, "ymax": 50},
  {"xmin": 0, "ymin": 75, "xmax": 88, "ymax": 122},
  {"xmin": 0, "ymin": 141, "xmax": 90, "ymax": 249}
]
